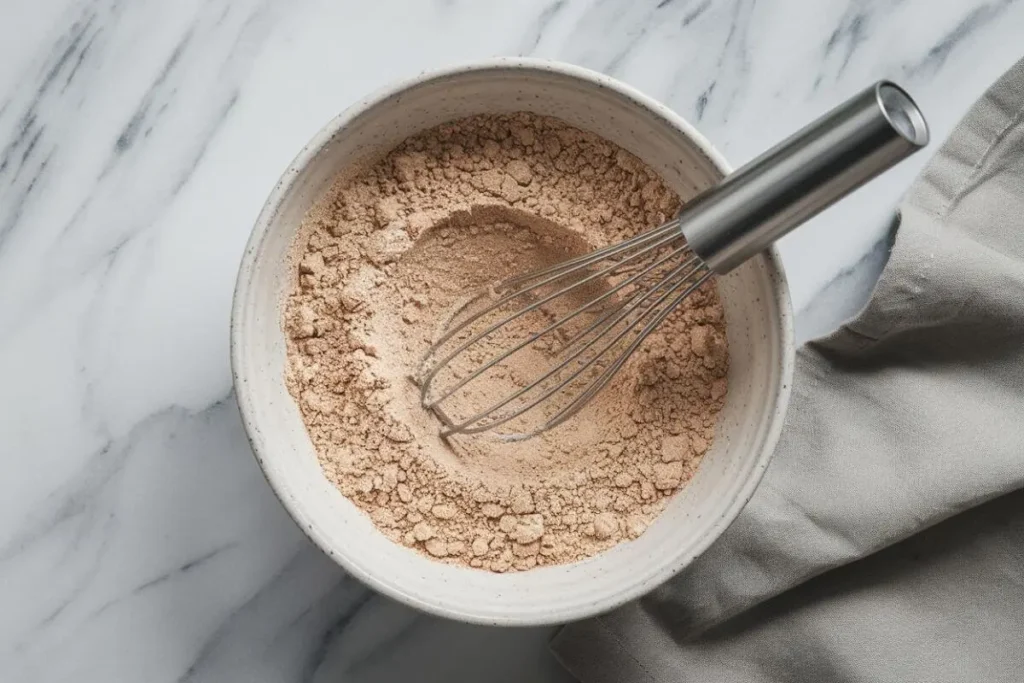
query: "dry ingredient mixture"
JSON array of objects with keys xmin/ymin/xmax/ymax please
[{"xmin": 285, "ymin": 112, "xmax": 728, "ymax": 572}]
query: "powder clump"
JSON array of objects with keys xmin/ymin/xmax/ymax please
[{"xmin": 285, "ymin": 112, "xmax": 728, "ymax": 572}]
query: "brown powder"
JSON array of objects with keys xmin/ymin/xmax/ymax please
[{"xmin": 285, "ymin": 112, "xmax": 728, "ymax": 572}]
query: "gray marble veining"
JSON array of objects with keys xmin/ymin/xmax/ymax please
[{"xmin": 1, "ymin": 1, "xmax": 1021, "ymax": 680}]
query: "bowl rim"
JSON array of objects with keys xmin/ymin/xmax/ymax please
[{"xmin": 231, "ymin": 56, "xmax": 795, "ymax": 625}]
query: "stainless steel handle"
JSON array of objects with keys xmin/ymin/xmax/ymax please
[{"xmin": 681, "ymin": 81, "xmax": 929, "ymax": 274}]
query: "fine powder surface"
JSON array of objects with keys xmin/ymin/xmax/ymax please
[{"xmin": 285, "ymin": 112, "xmax": 728, "ymax": 572}]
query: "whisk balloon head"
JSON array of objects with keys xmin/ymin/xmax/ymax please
[{"xmin": 416, "ymin": 218, "xmax": 712, "ymax": 439}]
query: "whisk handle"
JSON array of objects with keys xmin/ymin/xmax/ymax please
[{"xmin": 681, "ymin": 81, "xmax": 928, "ymax": 274}]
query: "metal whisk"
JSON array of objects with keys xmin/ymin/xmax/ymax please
[{"xmin": 418, "ymin": 82, "xmax": 928, "ymax": 439}]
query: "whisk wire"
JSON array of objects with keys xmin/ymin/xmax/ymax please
[
  {"xmin": 419, "ymin": 225, "xmax": 686, "ymax": 400},
  {"xmin": 554, "ymin": 253, "xmax": 702, "ymax": 351},
  {"xmin": 494, "ymin": 219, "xmax": 680, "ymax": 289},
  {"xmin": 436, "ymin": 257, "xmax": 702, "ymax": 433},
  {"xmin": 436, "ymin": 260, "xmax": 711, "ymax": 437},
  {"xmin": 534, "ymin": 270, "xmax": 713, "ymax": 434},
  {"xmin": 422, "ymin": 244, "xmax": 697, "ymax": 411}
]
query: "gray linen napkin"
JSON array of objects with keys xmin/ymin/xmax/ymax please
[{"xmin": 552, "ymin": 56, "xmax": 1024, "ymax": 683}]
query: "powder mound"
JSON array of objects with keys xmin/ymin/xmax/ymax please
[{"xmin": 285, "ymin": 112, "xmax": 728, "ymax": 572}]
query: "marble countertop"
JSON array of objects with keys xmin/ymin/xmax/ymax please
[{"xmin": 2, "ymin": 1, "xmax": 1021, "ymax": 680}]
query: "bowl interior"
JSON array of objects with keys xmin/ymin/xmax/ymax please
[{"xmin": 233, "ymin": 62, "xmax": 791, "ymax": 625}]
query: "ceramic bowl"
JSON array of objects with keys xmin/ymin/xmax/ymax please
[{"xmin": 231, "ymin": 58, "xmax": 794, "ymax": 626}]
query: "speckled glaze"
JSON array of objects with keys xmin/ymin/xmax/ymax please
[{"xmin": 231, "ymin": 58, "xmax": 794, "ymax": 626}]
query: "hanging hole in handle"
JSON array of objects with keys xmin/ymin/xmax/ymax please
[{"xmin": 877, "ymin": 82, "xmax": 929, "ymax": 147}]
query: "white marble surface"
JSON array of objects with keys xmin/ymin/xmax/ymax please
[{"xmin": 1, "ymin": 1, "xmax": 1021, "ymax": 680}]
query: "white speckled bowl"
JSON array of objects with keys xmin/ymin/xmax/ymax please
[{"xmin": 231, "ymin": 58, "xmax": 794, "ymax": 626}]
